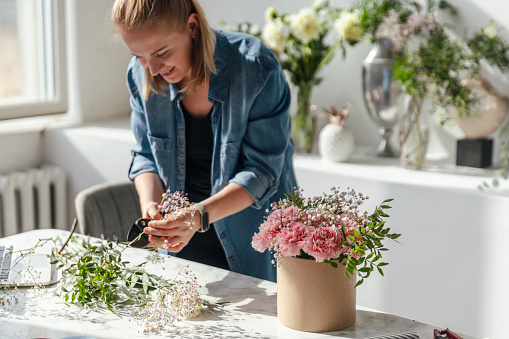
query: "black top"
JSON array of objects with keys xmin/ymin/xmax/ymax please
[
  {"xmin": 181, "ymin": 105, "xmax": 229, "ymax": 270},
  {"xmin": 183, "ymin": 104, "xmax": 213, "ymax": 204}
]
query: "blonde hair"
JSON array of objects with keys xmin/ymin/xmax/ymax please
[{"xmin": 112, "ymin": 0, "xmax": 216, "ymax": 99}]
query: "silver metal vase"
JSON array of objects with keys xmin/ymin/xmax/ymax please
[{"xmin": 362, "ymin": 39, "xmax": 402, "ymax": 157}]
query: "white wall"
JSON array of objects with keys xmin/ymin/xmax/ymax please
[{"xmin": 65, "ymin": 0, "xmax": 132, "ymax": 123}]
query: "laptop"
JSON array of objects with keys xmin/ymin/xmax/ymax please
[{"xmin": 0, "ymin": 245, "xmax": 56, "ymax": 287}]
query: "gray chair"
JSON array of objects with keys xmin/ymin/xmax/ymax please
[{"xmin": 75, "ymin": 181, "xmax": 142, "ymax": 241}]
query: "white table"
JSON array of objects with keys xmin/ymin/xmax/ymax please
[{"xmin": 0, "ymin": 229, "xmax": 473, "ymax": 339}]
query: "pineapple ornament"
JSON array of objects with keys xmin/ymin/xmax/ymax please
[{"xmin": 318, "ymin": 103, "xmax": 355, "ymax": 162}]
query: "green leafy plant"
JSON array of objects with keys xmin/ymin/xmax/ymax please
[
  {"xmin": 392, "ymin": 22, "xmax": 509, "ymax": 187},
  {"xmin": 47, "ymin": 228, "xmax": 227, "ymax": 332}
]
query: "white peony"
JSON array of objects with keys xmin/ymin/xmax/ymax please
[
  {"xmin": 262, "ymin": 18, "xmax": 289, "ymax": 52},
  {"xmin": 289, "ymin": 8, "xmax": 321, "ymax": 45},
  {"xmin": 335, "ymin": 10, "xmax": 364, "ymax": 43}
]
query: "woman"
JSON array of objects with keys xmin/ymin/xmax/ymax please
[{"xmin": 112, "ymin": 0, "xmax": 297, "ymax": 282}]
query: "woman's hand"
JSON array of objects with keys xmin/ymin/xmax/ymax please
[
  {"xmin": 141, "ymin": 201, "xmax": 163, "ymax": 220},
  {"xmin": 143, "ymin": 206, "xmax": 201, "ymax": 252}
]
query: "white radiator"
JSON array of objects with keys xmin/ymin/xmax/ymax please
[{"xmin": 0, "ymin": 165, "xmax": 67, "ymax": 237}]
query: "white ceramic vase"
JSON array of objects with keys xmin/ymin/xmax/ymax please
[{"xmin": 318, "ymin": 124, "xmax": 355, "ymax": 162}]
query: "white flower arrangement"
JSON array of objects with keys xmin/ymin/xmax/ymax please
[{"xmin": 335, "ymin": 10, "xmax": 364, "ymax": 44}]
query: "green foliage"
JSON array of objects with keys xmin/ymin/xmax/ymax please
[
  {"xmin": 357, "ymin": 0, "xmax": 405, "ymax": 38},
  {"xmin": 53, "ymin": 235, "xmax": 162, "ymax": 312},
  {"xmin": 52, "ymin": 235, "xmax": 206, "ymax": 314},
  {"xmin": 333, "ymin": 198, "xmax": 399, "ymax": 287},
  {"xmin": 394, "ymin": 26, "xmax": 478, "ymax": 117},
  {"xmin": 468, "ymin": 26, "xmax": 509, "ymax": 72},
  {"xmin": 355, "ymin": 0, "xmax": 451, "ymax": 40}
]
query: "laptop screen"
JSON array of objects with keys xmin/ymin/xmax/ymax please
[{"xmin": 0, "ymin": 245, "xmax": 54, "ymax": 287}]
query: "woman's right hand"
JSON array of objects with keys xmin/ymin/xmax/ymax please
[{"xmin": 141, "ymin": 201, "xmax": 163, "ymax": 220}]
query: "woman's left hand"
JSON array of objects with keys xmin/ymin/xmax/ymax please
[{"xmin": 143, "ymin": 207, "xmax": 201, "ymax": 252}]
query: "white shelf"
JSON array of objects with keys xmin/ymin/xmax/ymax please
[{"xmin": 294, "ymin": 148, "xmax": 509, "ymax": 198}]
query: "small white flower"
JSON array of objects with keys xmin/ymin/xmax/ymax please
[
  {"xmin": 265, "ymin": 6, "xmax": 277, "ymax": 21},
  {"xmin": 483, "ymin": 22, "xmax": 497, "ymax": 39},
  {"xmin": 289, "ymin": 8, "xmax": 321, "ymax": 44},
  {"xmin": 262, "ymin": 18, "xmax": 289, "ymax": 51},
  {"xmin": 314, "ymin": 0, "xmax": 328, "ymax": 11},
  {"xmin": 335, "ymin": 10, "xmax": 364, "ymax": 43}
]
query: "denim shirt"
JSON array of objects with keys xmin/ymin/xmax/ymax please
[{"xmin": 126, "ymin": 28, "xmax": 297, "ymax": 282}]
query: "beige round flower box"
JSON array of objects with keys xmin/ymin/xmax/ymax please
[{"xmin": 276, "ymin": 256, "xmax": 356, "ymax": 332}]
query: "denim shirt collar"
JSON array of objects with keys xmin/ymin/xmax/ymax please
[{"xmin": 167, "ymin": 28, "xmax": 228, "ymax": 103}]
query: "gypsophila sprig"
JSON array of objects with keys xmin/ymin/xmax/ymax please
[
  {"xmin": 157, "ymin": 189, "xmax": 193, "ymax": 219},
  {"xmin": 155, "ymin": 188, "xmax": 198, "ymax": 239},
  {"xmin": 132, "ymin": 265, "xmax": 203, "ymax": 333},
  {"xmin": 252, "ymin": 187, "xmax": 400, "ymax": 287}
]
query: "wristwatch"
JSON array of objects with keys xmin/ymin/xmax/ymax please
[{"xmin": 193, "ymin": 203, "xmax": 210, "ymax": 233}]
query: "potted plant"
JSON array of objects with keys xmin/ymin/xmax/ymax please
[
  {"xmin": 252, "ymin": 187, "xmax": 399, "ymax": 332},
  {"xmin": 393, "ymin": 21, "xmax": 509, "ymax": 176}
]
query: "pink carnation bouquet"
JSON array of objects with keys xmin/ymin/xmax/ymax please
[{"xmin": 252, "ymin": 187, "xmax": 400, "ymax": 287}]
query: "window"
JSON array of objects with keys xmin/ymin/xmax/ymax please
[{"xmin": 0, "ymin": 0, "xmax": 66, "ymax": 120}]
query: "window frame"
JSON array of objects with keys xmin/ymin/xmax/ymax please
[{"xmin": 0, "ymin": 0, "xmax": 67, "ymax": 121}]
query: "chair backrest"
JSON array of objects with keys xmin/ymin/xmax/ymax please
[{"xmin": 75, "ymin": 181, "xmax": 141, "ymax": 241}]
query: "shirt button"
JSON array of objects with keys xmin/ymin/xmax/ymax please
[
  {"xmin": 213, "ymin": 116, "xmax": 218, "ymax": 122},
  {"xmin": 179, "ymin": 139, "xmax": 183, "ymax": 146},
  {"xmin": 220, "ymin": 232, "xmax": 226, "ymax": 239},
  {"xmin": 179, "ymin": 167, "xmax": 182, "ymax": 174},
  {"xmin": 229, "ymin": 256, "xmax": 236, "ymax": 262}
]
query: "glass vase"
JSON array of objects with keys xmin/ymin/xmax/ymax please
[
  {"xmin": 398, "ymin": 95, "xmax": 429, "ymax": 169},
  {"xmin": 293, "ymin": 83, "xmax": 315, "ymax": 154}
]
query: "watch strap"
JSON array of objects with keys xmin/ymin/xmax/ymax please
[{"xmin": 193, "ymin": 203, "xmax": 210, "ymax": 233}]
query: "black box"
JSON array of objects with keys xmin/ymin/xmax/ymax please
[{"xmin": 456, "ymin": 138, "xmax": 493, "ymax": 168}]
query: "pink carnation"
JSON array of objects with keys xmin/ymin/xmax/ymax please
[
  {"xmin": 304, "ymin": 227, "xmax": 343, "ymax": 262},
  {"xmin": 252, "ymin": 205, "xmax": 304, "ymax": 253},
  {"xmin": 252, "ymin": 218, "xmax": 281, "ymax": 253},
  {"xmin": 275, "ymin": 222, "xmax": 313, "ymax": 257}
]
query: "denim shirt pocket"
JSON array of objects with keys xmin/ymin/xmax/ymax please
[
  {"xmin": 220, "ymin": 140, "xmax": 241, "ymax": 185},
  {"xmin": 148, "ymin": 135, "xmax": 172, "ymax": 186}
]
